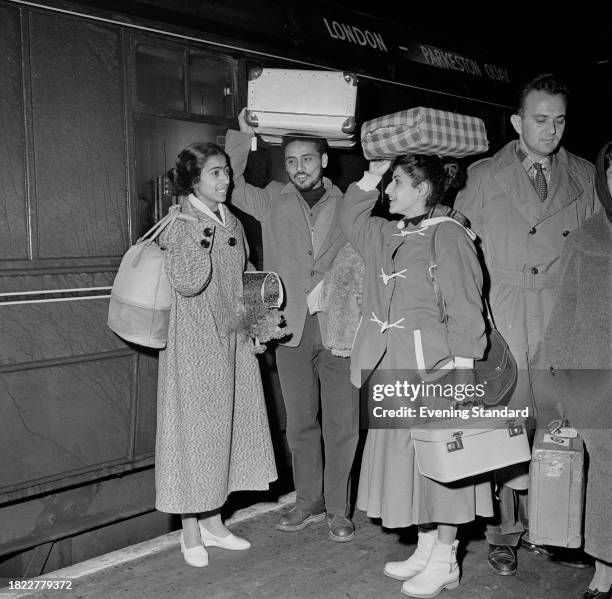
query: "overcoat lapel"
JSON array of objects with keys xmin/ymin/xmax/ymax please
[
  {"xmin": 493, "ymin": 147, "xmax": 541, "ymax": 225},
  {"xmin": 493, "ymin": 143, "xmax": 585, "ymax": 226},
  {"xmin": 537, "ymin": 148, "xmax": 584, "ymax": 223}
]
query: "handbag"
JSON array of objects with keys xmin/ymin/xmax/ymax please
[
  {"xmin": 107, "ymin": 205, "xmax": 185, "ymax": 348},
  {"xmin": 240, "ymin": 271, "xmax": 290, "ymax": 351},
  {"xmin": 427, "ymin": 223, "xmax": 518, "ymax": 407},
  {"xmin": 360, "ymin": 107, "xmax": 489, "ymax": 160}
]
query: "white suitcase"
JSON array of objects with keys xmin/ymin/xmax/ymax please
[
  {"xmin": 412, "ymin": 417, "xmax": 531, "ymax": 483},
  {"xmin": 246, "ymin": 68, "xmax": 358, "ymax": 147}
]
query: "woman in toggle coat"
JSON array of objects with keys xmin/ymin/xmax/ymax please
[{"xmin": 340, "ymin": 156, "xmax": 491, "ymax": 598}]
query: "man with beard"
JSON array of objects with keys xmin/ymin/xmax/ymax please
[
  {"xmin": 454, "ymin": 73, "xmax": 597, "ymax": 576},
  {"xmin": 223, "ymin": 109, "xmax": 358, "ymax": 542}
]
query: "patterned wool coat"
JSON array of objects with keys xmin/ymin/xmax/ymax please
[{"xmin": 155, "ymin": 197, "xmax": 277, "ymax": 514}]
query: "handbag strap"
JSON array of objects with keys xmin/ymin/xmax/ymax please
[
  {"xmin": 428, "ymin": 224, "xmax": 496, "ymax": 332},
  {"xmin": 137, "ymin": 204, "xmax": 182, "ymax": 244},
  {"xmin": 428, "ymin": 225, "xmax": 448, "ymax": 329},
  {"xmin": 427, "ymin": 225, "xmax": 455, "ymax": 363}
]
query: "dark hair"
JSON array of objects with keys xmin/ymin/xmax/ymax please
[
  {"xmin": 167, "ymin": 142, "xmax": 226, "ymax": 193},
  {"xmin": 281, "ymin": 134, "xmax": 328, "ymax": 156},
  {"xmin": 517, "ymin": 73, "xmax": 569, "ymax": 113},
  {"xmin": 391, "ymin": 154, "xmax": 466, "ymax": 208}
]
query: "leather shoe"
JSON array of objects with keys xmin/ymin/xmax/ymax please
[
  {"xmin": 488, "ymin": 544, "xmax": 517, "ymax": 576},
  {"xmin": 328, "ymin": 514, "xmax": 355, "ymax": 542},
  {"xmin": 276, "ymin": 507, "xmax": 325, "ymax": 532},
  {"xmin": 549, "ymin": 547, "xmax": 593, "ymax": 569},
  {"xmin": 198, "ymin": 522, "xmax": 250, "ymax": 550},
  {"xmin": 583, "ymin": 588, "xmax": 612, "ymax": 599},
  {"xmin": 521, "ymin": 539, "xmax": 554, "ymax": 557}
]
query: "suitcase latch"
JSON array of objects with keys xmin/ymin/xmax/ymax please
[
  {"xmin": 446, "ymin": 432, "xmax": 464, "ymax": 452},
  {"xmin": 506, "ymin": 420, "xmax": 524, "ymax": 437}
]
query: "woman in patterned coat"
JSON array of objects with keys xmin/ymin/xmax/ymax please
[
  {"xmin": 156, "ymin": 143, "xmax": 277, "ymax": 568},
  {"xmin": 340, "ymin": 156, "xmax": 490, "ymax": 598}
]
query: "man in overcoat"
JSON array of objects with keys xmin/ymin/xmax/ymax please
[
  {"xmin": 454, "ymin": 73, "xmax": 597, "ymax": 575},
  {"xmin": 223, "ymin": 109, "xmax": 358, "ymax": 542}
]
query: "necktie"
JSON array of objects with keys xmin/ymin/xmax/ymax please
[{"xmin": 534, "ymin": 162, "xmax": 547, "ymax": 201}]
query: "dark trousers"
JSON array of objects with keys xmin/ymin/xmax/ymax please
[
  {"xmin": 275, "ymin": 312, "xmax": 358, "ymax": 516},
  {"xmin": 485, "ymin": 482, "xmax": 528, "ymax": 547}
]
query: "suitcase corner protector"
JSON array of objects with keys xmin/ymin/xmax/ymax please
[
  {"xmin": 343, "ymin": 72, "xmax": 358, "ymax": 86},
  {"xmin": 342, "ymin": 116, "xmax": 356, "ymax": 133},
  {"xmin": 248, "ymin": 66, "xmax": 263, "ymax": 81},
  {"xmin": 245, "ymin": 110, "xmax": 259, "ymax": 127}
]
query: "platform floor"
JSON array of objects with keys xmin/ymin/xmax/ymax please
[{"xmin": 3, "ymin": 497, "xmax": 592, "ymax": 599}]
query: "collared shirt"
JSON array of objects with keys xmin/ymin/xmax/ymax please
[
  {"xmin": 188, "ymin": 193, "xmax": 226, "ymax": 225},
  {"xmin": 517, "ymin": 146, "xmax": 553, "ymax": 186}
]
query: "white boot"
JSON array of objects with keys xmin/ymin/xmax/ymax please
[
  {"xmin": 384, "ymin": 529, "xmax": 437, "ymax": 580},
  {"xmin": 401, "ymin": 539, "xmax": 460, "ymax": 598}
]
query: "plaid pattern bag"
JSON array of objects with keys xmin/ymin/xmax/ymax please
[{"xmin": 361, "ymin": 107, "xmax": 489, "ymax": 159}]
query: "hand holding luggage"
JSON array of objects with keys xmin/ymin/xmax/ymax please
[{"xmin": 240, "ymin": 271, "xmax": 290, "ymax": 351}]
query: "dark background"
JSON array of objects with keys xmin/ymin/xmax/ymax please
[{"xmin": 324, "ymin": 2, "xmax": 611, "ymax": 161}]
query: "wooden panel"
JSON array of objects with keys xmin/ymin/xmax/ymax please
[
  {"xmin": 134, "ymin": 351, "xmax": 159, "ymax": 457},
  {"xmin": 29, "ymin": 12, "xmax": 128, "ymax": 259},
  {"xmin": 0, "ymin": 355, "xmax": 134, "ymax": 492},
  {"xmin": 0, "ymin": 5, "xmax": 29, "ymax": 260},
  {"xmin": 0, "ymin": 468, "xmax": 163, "ymax": 564},
  {"xmin": 0, "ymin": 272, "xmax": 125, "ymax": 365}
]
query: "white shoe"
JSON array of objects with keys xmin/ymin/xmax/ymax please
[
  {"xmin": 199, "ymin": 522, "xmax": 251, "ymax": 550},
  {"xmin": 180, "ymin": 533, "xmax": 208, "ymax": 567},
  {"xmin": 401, "ymin": 539, "xmax": 460, "ymax": 598},
  {"xmin": 384, "ymin": 529, "xmax": 437, "ymax": 580}
]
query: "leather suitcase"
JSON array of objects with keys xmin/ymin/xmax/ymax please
[
  {"xmin": 412, "ymin": 417, "xmax": 531, "ymax": 483},
  {"xmin": 528, "ymin": 429, "xmax": 584, "ymax": 548},
  {"xmin": 361, "ymin": 107, "xmax": 489, "ymax": 159},
  {"xmin": 246, "ymin": 67, "xmax": 358, "ymax": 147}
]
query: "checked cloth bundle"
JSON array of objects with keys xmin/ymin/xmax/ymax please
[{"xmin": 361, "ymin": 107, "xmax": 489, "ymax": 159}]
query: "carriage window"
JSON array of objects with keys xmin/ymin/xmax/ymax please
[
  {"xmin": 136, "ymin": 44, "xmax": 185, "ymax": 111},
  {"xmin": 188, "ymin": 54, "xmax": 233, "ymax": 118}
]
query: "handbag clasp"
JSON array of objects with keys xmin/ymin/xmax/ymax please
[
  {"xmin": 506, "ymin": 420, "xmax": 524, "ymax": 437},
  {"xmin": 446, "ymin": 431, "xmax": 464, "ymax": 452}
]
